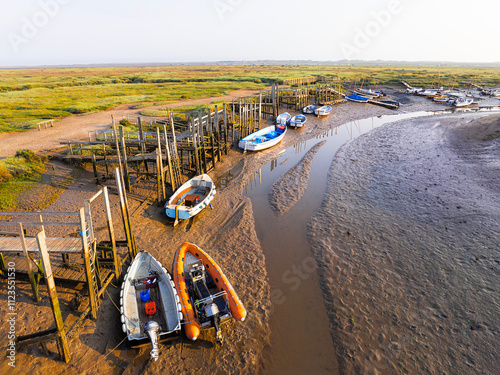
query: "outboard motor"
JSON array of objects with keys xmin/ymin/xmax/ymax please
[
  {"xmin": 205, "ymin": 302, "xmax": 223, "ymax": 343},
  {"xmin": 144, "ymin": 320, "xmax": 161, "ymax": 361}
]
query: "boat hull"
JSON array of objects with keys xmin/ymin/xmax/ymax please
[
  {"xmin": 346, "ymin": 94, "xmax": 369, "ymax": 103},
  {"xmin": 290, "ymin": 114, "xmax": 307, "ymax": 128},
  {"xmin": 238, "ymin": 124, "xmax": 287, "ymax": 151},
  {"xmin": 164, "ymin": 174, "xmax": 216, "ymax": 221},
  {"xmin": 173, "ymin": 242, "xmax": 247, "ymax": 341},
  {"xmin": 314, "ymin": 105, "xmax": 332, "ymax": 116},
  {"xmin": 120, "ymin": 252, "xmax": 182, "ymax": 341}
]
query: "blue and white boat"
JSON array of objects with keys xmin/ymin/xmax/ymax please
[
  {"xmin": 276, "ymin": 112, "xmax": 291, "ymax": 125},
  {"xmin": 164, "ymin": 174, "xmax": 216, "ymax": 225},
  {"xmin": 289, "ymin": 114, "xmax": 307, "ymax": 128},
  {"xmin": 314, "ymin": 105, "xmax": 332, "ymax": 117},
  {"xmin": 302, "ymin": 104, "xmax": 317, "ymax": 114},
  {"xmin": 239, "ymin": 123, "xmax": 287, "ymax": 151},
  {"xmin": 346, "ymin": 94, "xmax": 370, "ymax": 103}
]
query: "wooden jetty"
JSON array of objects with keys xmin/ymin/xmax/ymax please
[
  {"xmin": 0, "ymin": 176, "xmax": 136, "ymax": 362},
  {"xmin": 56, "ymin": 79, "xmax": 345, "ymax": 207}
]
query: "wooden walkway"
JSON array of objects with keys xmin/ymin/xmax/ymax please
[{"xmin": 0, "ymin": 237, "xmax": 82, "ymax": 254}]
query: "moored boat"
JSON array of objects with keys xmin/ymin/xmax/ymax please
[
  {"xmin": 289, "ymin": 114, "xmax": 307, "ymax": 128},
  {"xmin": 238, "ymin": 123, "xmax": 287, "ymax": 151},
  {"xmin": 314, "ymin": 105, "xmax": 332, "ymax": 117},
  {"xmin": 173, "ymin": 242, "xmax": 247, "ymax": 342},
  {"xmin": 164, "ymin": 174, "xmax": 216, "ymax": 225},
  {"xmin": 302, "ymin": 104, "xmax": 317, "ymax": 114},
  {"xmin": 368, "ymin": 99, "xmax": 400, "ymax": 109},
  {"xmin": 276, "ymin": 112, "xmax": 291, "ymax": 125},
  {"xmin": 346, "ymin": 94, "xmax": 370, "ymax": 103},
  {"xmin": 120, "ymin": 251, "xmax": 182, "ymax": 361},
  {"xmin": 355, "ymin": 88, "xmax": 384, "ymax": 98},
  {"xmin": 453, "ymin": 97, "xmax": 474, "ymax": 107}
]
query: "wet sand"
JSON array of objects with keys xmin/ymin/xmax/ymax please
[
  {"xmin": 308, "ymin": 112, "xmax": 500, "ymax": 374},
  {"xmin": 1, "ymin": 91, "xmax": 499, "ymax": 374}
]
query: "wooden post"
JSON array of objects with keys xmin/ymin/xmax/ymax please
[
  {"xmin": 102, "ymin": 143, "xmax": 109, "ymax": 177},
  {"xmin": 155, "ymin": 128, "xmax": 165, "ymax": 201},
  {"xmin": 91, "ymin": 154, "xmax": 100, "ymax": 185},
  {"xmin": 118, "ymin": 126, "xmax": 131, "ymax": 192},
  {"xmin": 103, "ymin": 187, "xmax": 120, "ymax": 279},
  {"xmin": 79, "ymin": 208, "xmax": 98, "ymax": 320},
  {"xmin": 191, "ymin": 118, "xmax": 200, "ymax": 175},
  {"xmin": 156, "ymin": 149, "xmax": 162, "ymax": 206},
  {"xmin": 163, "ymin": 124, "xmax": 176, "ymax": 192},
  {"xmin": 223, "ymin": 103, "xmax": 228, "ymax": 154},
  {"xmin": 36, "ymin": 229, "xmax": 71, "ymax": 363},
  {"xmin": 198, "ymin": 111, "xmax": 207, "ymax": 174},
  {"xmin": 19, "ymin": 223, "xmax": 39, "ymax": 302},
  {"xmin": 115, "ymin": 168, "xmax": 135, "ymax": 259},
  {"xmin": 214, "ymin": 106, "xmax": 221, "ymax": 161}
]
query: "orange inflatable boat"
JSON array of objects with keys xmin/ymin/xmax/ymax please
[{"xmin": 173, "ymin": 242, "xmax": 247, "ymax": 341}]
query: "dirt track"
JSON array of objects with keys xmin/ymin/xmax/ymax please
[{"xmin": 0, "ymin": 89, "xmax": 261, "ymax": 158}]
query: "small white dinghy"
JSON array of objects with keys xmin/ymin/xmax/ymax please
[
  {"xmin": 238, "ymin": 123, "xmax": 287, "ymax": 151},
  {"xmin": 120, "ymin": 251, "xmax": 182, "ymax": 361},
  {"xmin": 164, "ymin": 174, "xmax": 216, "ymax": 225},
  {"xmin": 290, "ymin": 114, "xmax": 307, "ymax": 128}
]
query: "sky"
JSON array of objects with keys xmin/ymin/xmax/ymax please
[{"xmin": 1, "ymin": 0, "xmax": 499, "ymax": 67}]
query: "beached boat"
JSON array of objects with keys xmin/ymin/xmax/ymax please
[
  {"xmin": 120, "ymin": 251, "xmax": 182, "ymax": 361},
  {"xmin": 355, "ymin": 88, "xmax": 384, "ymax": 98},
  {"xmin": 302, "ymin": 104, "xmax": 317, "ymax": 114},
  {"xmin": 433, "ymin": 95, "xmax": 451, "ymax": 103},
  {"xmin": 346, "ymin": 94, "xmax": 370, "ymax": 103},
  {"xmin": 368, "ymin": 99, "xmax": 400, "ymax": 109},
  {"xmin": 173, "ymin": 242, "xmax": 247, "ymax": 342},
  {"xmin": 238, "ymin": 123, "xmax": 287, "ymax": 151},
  {"xmin": 164, "ymin": 174, "xmax": 216, "ymax": 225},
  {"xmin": 289, "ymin": 114, "xmax": 307, "ymax": 128},
  {"xmin": 453, "ymin": 97, "xmax": 474, "ymax": 107},
  {"xmin": 314, "ymin": 105, "xmax": 332, "ymax": 117},
  {"xmin": 275, "ymin": 112, "xmax": 291, "ymax": 125}
]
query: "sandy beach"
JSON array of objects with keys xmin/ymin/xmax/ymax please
[{"xmin": 1, "ymin": 91, "xmax": 499, "ymax": 374}]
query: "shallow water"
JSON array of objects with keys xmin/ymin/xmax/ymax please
[{"xmin": 239, "ymin": 110, "xmax": 447, "ymax": 374}]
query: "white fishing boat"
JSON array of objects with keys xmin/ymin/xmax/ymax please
[
  {"xmin": 314, "ymin": 105, "xmax": 332, "ymax": 117},
  {"xmin": 120, "ymin": 251, "xmax": 182, "ymax": 361},
  {"xmin": 275, "ymin": 112, "xmax": 291, "ymax": 125},
  {"xmin": 453, "ymin": 97, "xmax": 474, "ymax": 107},
  {"xmin": 164, "ymin": 174, "xmax": 216, "ymax": 225},
  {"xmin": 238, "ymin": 123, "xmax": 287, "ymax": 151},
  {"xmin": 289, "ymin": 114, "xmax": 307, "ymax": 128},
  {"xmin": 302, "ymin": 104, "xmax": 317, "ymax": 114},
  {"xmin": 355, "ymin": 88, "xmax": 384, "ymax": 98}
]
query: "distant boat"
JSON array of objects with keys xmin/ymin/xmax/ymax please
[
  {"xmin": 368, "ymin": 99, "xmax": 400, "ymax": 109},
  {"xmin": 355, "ymin": 88, "xmax": 384, "ymax": 98},
  {"xmin": 173, "ymin": 242, "xmax": 247, "ymax": 342},
  {"xmin": 120, "ymin": 251, "xmax": 182, "ymax": 361},
  {"xmin": 276, "ymin": 112, "xmax": 291, "ymax": 125},
  {"xmin": 290, "ymin": 114, "xmax": 307, "ymax": 128},
  {"xmin": 165, "ymin": 174, "xmax": 216, "ymax": 225},
  {"xmin": 346, "ymin": 94, "xmax": 370, "ymax": 103},
  {"xmin": 453, "ymin": 97, "xmax": 474, "ymax": 107},
  {"xmin": 239, "ymin": 123, "xmax": 287, "ymax": 151},
  {"xmin": 302, "ymin": 104, "xmax": 317, "ymax": 114},
  {"xmin": 315, "ymin": 105, "xmax": 332, "ymax": 117},
  {"xmin": 433, "ymin": 95, "xmax": 450, "ymax": 103}
]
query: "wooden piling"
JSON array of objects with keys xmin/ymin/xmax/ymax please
[{"xmin": 36, "ymin": 229, "xmax": 71, "ymax": 363}]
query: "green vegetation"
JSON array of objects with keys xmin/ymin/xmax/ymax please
[
  {"xmin": 1, "ymin": 65, "xmax": 499, "ymax": 133},
  {"xmin": 0, "ymin": 149, "xmax": 46, "ymax": 210}
]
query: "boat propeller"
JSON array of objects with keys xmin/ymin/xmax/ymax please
[{"xmin": 145, "ymin": 320, "xmax": 161, "ymax": 361}]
